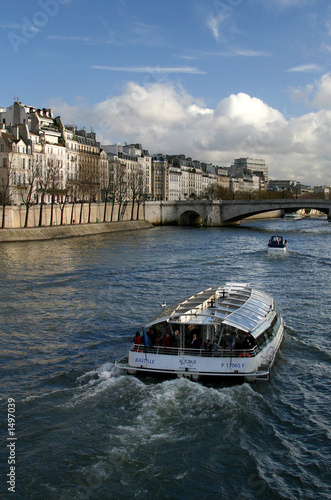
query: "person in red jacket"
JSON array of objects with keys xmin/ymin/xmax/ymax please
[
  {"xmin": 163, "ymin": 332, "xmax": 172, "ymax": 349},
  {"xmin": 134, "ymin": 331, "xmax": 142, "ymax": 351}
]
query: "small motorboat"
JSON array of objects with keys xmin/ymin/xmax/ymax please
[{"xmin": 268, "ymin": 235, "xmax": 287, "ymax": 254}]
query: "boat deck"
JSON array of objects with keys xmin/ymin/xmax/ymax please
[{"xmin": 130, "ymin": 344, "xmax": 259, "ymax": 358}]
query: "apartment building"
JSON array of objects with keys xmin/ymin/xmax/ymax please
[
  {"xmin": 0, "ymin": 101, "xmax": 105, "ymax": 204},
  {"xmin": 102, "ymin": 143, "xmax": 152, "ymax": 200},
  {"xmin": 152, "ymin": 154, "xmax": 169, "ymax": 201},
  {"xmin": 0, "ymin": 126, "xmax": 33, "ymax": 204}
]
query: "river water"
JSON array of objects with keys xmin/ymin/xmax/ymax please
[{"xmin": 0, "ymin": 217, "xmax": 330, "ymax": 499}]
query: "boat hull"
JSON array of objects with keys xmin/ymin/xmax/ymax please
[
  {"xmin": 268, "ymin": 246, "xmax": 287, "ymax": 254},
  {"xmin": 116, "ymin": 321, "xmax": 285, "ymax": 382}
]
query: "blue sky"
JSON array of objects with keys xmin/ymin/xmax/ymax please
[{"xmin": 1, "ymin": 0, "xmax": 331, "ymax": 184}]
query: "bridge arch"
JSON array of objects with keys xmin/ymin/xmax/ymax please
[
  {"xmin": 220, "ymin": 200, "xmax": 331, "ymax": 224},
  {"xmin": 178, "ymin": 210, "xmax": 203, "ymax": 226}
]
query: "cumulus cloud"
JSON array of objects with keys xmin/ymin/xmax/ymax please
[
  {"xmin": 51, "ymin": 80, "xmax": 331, "ymax": 185},
  {"xmin": 288, "ymin": 72, "xmax": 331, "ymax": 110},
  {"xmin": 287, "ymin": 84, "xmax": 314, "ymax": 103},
  {"xmin": 311, "ymin": 72, "xmax": 331, "ymax": 109}
]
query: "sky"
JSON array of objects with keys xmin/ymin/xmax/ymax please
[{"xmin": 1, "ymin": 0, "xmax": 331, "ymax": 185}]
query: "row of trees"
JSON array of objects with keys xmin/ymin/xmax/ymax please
[
  {"xmin": 0, "ymin": 156, "xmax": 148, "ymax": 229},
  {"xmin": 202, "ymin": 184, "xmax": 329, "ymax": 201}
]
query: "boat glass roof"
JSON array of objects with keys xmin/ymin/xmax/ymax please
[{"xmin": 144, "ymin": 283, "xmax": 274, "ymax": 335}]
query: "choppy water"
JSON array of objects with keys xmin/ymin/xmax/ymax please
[{"xmin": 0, "ymin": 217, "xmax": 330, "ymax": 499}]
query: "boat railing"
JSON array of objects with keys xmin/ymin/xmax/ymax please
[{"xmin": 131, "ymin": 343, "xmax": 259, "ymax": 358}]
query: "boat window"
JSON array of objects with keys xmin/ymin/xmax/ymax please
[{"xmin": 255, "ymin": 315, "xmax": 278, "ymax": 347}]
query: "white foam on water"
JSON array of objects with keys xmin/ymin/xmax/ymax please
[{"xmin": 22, "ymin": 386, "xmax": 73, "ymax": 402}]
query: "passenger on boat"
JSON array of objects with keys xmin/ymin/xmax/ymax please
[
  {"xmin": 204, "ymin": 339, "xmax": 212, "ymax": 352},
  {"xmin": 148, "ymin": 329, "xmax": 158, "ymax": 345},
  {"xmin": 191, "ymin": 333, "xmax": 200, "ymax": 349},
  {"xmin": 163, "ymin": 332, "xmax": 172, "ymax": 348},
  {"xmin": 244, "ymin": 334, "xmax": 255, "ymax": 349},
  {"xmin": 212, "ymin": 341, "xmax": 220, "ymax": 354},
  {"xmin": 228, "ymin": 332, "xmax": 236, "ymax": 351},
  {"xmin": 172, "ymin": 330, "xmax": 180, "ymax": 348},
  {"xmin": 134, "ymin": 332, "xmax": 142, "ymax": 351}
]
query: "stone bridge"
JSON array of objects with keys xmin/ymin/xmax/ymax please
[{"xmin": 144, "ymin": 199, "xmax": 331, "ymax": 226}]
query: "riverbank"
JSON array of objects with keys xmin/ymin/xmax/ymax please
[{"xmin": 0, "ymin": 220, "xmax": 154, "ymax": 243}]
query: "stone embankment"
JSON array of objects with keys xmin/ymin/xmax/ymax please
[{"xmin": 0, "ymin": 220, "xmax": 153, "ymax": 243}]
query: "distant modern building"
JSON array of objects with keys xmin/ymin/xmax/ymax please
[{"xmin": 231, "ymin": 157, "xmax": 268, "ymax": 185}]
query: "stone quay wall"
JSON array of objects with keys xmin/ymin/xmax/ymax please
[
  {"xmin": 0, "ymin": 220, "xmax": 153, "ymax": 243},
  {"xmin": 0, "ymin": 202, "xmax": 145, "ymax": 229}
]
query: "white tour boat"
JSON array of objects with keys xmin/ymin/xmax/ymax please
[
  {"xmin": 268, "ymin": 235, "xmax": 287, "ymax": 254},
  {"xmin": 115, "ymin": 282, "xmax": 285, "ymax": 382},
  {"xmin": 284, "ymin": 213, "xmax": 302, "ymax": 220}
]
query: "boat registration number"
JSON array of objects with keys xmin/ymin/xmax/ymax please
[{"xmin": 221, "ymin": 363, "xmax": 245, "ymax": 369}]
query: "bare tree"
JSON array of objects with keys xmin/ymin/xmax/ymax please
[
  {"xmin": 47, "ymin": 157, "xmax": 62, "ymax": 226},
  {"xmin": 78, "ymin": 159, "xmax": 99, "ymax": 224},
  {"xmin": 87, "ymin": 166, "xmax": 100, "ymax": 224},
  {"xmin": 17, "ymin": 166, "xmax": 37, "ymax": 228},
  {"xmin": 102, "ymin": 158, "xmax": 118, "ymax": 222},
  {"xmin": 58, "ymin": 184, "xmax": 69, "ymax": 225},
  {"xmin": 135, "ymin": 170, "xmax": 148, "ymax": 220},
  {"xmin": 128, "ymin": 168, "xmax": 146, "ymax": 220},
  {"xmin": 35, "ymin": 156, "xmax": 51, "ymax": 227},
  {"xmin": 128, "ymin": 170, "xmax": 139, "ymax": 221},
  {"xmin": 114, "ymin": 163, "xmax": 127, "ymax": 221},
  {"xmin": 0, "ymin": 154, "xmax": 14, "ymax": 229},
  {"xmin": 67, "ymin": 180, "xmax": 79, "ymax": 224}
]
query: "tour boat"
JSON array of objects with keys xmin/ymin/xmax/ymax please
[
  {"xmin": 284, "ymin": 213, "xmax": 302, "ymax": 220},
  {"xmin": 115, "ymin": 282, "xmax": 285, "ymax": 382},
  {"xmin": 267, "ymin": 235, "xmax": 287, "ymax": 254}
]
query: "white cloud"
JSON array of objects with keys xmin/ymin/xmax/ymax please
[
  {"xmin": 287, "ymin": 84, "xmax": 314, "ymax": 103},
  {"xmin": 287, "ymin": 64, "xmax": 323, "ymax": 73},
  {"xmin": 258, "ymin": 0, "xmax": 317, "ymax": 8},
  {"xmin": 91, "ymin": 66, "xmax": 207, "ymax": 74},
  {"xmin": 206, "ymin": 9, "xmax": 232, "ymax": 41},
  {"xmin": 288, "ymin": 72, "xmax": 331, "ymax": 110},
  {"xmin": 311, "ymin": 72, "xmax": 331, "ymax": 109},
  {"xmin": 51, "ymin": 82, "xmax": 331, "ymax": 185},
  {"xmin": 47, "ymin": 35, "xmax": 91, "ymax": 42},
  {"xmin": 321, "ymin": 42, "xmax": 331, "ymax": 53}
]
